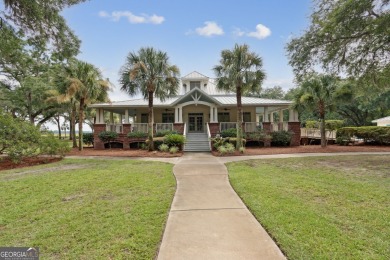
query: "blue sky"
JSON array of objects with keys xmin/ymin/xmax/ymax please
[{"xmin": 62, "ymin": 0, "xmax": 312, "ymax": 101}]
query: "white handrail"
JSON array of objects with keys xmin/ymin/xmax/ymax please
[{"xmin": 206, "ymin": 122, "xmax": 211, "ymax": 151}]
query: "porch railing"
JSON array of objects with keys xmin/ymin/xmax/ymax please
[
  {"xmin": 106, "ymin": 124, "xmax": 123, "ymax": 133},
  {"xmin": 206, "ymin": 123, "xmax": 211, "ymax": 151},
  {"xmin": 245, "ymin": 122, "xmax": 261, "ymax": 133},
  {"xmin": 220, "ymin": 122, "xmax": 237, "ymax": 131},
  {"xmin": 132, "ymin": 123, "xmax": 148, "ymax": 133},
  {"xmin": 155, "ymin": 123, "xmax": 173, "ymax": 132},
  {"xmin": 271, "ymin": 122, "xmax": 289, "ymax": 132}
]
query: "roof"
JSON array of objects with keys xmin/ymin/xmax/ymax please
[
  {"xmin": 372, "ymin": 116, "xmax": 390, "ymax": 123},
  {"xmin": 90, "ymin": 91, "xmax": 292, "ymax": 108},
  {"xmin": 182, "ymin": 71, "xmax": 209, "ymax": 79}
]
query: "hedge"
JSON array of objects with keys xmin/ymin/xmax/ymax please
[{"xmin": 337, "ymin": 126, "xmax": 390, "ymax": 145}]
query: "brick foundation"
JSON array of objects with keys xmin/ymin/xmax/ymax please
[
  {"xmin": 173, "ymin": 123, "xmax": 184, "ymax": 134},
  {"xmin": 93, "ymin": 124, "xmax": 106, "ymax": 150},
  {"xmin": 288, "ymin": 122, "xmax": 301, "ymax": 146},
  {"xmin": 209, "ymin": 123, "xmax": 220, "ymax": 137}
]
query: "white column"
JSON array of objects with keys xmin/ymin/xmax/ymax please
[
  {"xmin": 294, "ymin": 110, "xmax": 299, "ymax": 122},
  {"xmin": 210, "ymin": 106, "xmax": 213, "ymax": 122},
  {"xmin": 179, "ymin": 107, "xmax": 183, "ymax": 123},
  {"xmin": 263, "ymin": 107, "xmax": 269, "ymax": 122},
  {"xmin": 256, "ymin": 114, "xmax": 260, "ymax": 123},
  {"xmin": 125, "ymin": 109, "xmax": 129, "ymax": 123},
  {"xmin": 270, "ymin": 112, "xmax": 274, "ymax": 123},
  {"xmin": 214, "ymin": 107, "xmax": 218, "ymax": 123},
  {"xmin": 289, "ymin": 109, "xmax": 294, "ymax": 122},
  {"xmin": 100, "ymin": 109, "xmax": 105, "ymax": 124},
  {"xmin": 96, "ymin": 109, "xmax": 101, "ymax": 123}
]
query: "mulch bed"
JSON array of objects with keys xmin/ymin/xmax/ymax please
[
  {"xmin": 0, "ymin": 157, "xmax": 62, "ymax": 171},
  {"xmin": 67, "ymin": 147, "xmax": 183, "ymax": 158}
]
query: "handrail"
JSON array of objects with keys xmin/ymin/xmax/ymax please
[
  {"xmin": 206, "ymin": 122, "xmax": 211, "ymax": 151},
  {"xmin": 106, "ymin": 124, "xmax": 123, "ymax": 133}
]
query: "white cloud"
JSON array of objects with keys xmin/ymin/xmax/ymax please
[
  {"xmin": 99, "ymin": 10, "xmax": 165, "ymax": 24},
  {"xmin": 195, "ymin": 21, "xmax": 224, "ymax": 37},
  {"xmin": 247, "ymin": 24, "xmax": 271, "ymax": 39},
  {"xmin": 98, "ymin": 11, "xmax": 109, "ymax": 18},
  {"xmin": 233, "ymin": 27, "xmax": 245, "ymax": 37}
]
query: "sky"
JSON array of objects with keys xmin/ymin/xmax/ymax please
[{"xmin": 61, "ymin": 0, "xmax": 313, "ymax": 102}]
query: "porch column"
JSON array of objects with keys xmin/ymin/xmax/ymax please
[
  {"xmin": 270, "ymin": 112, "xmax": 274, "ymax": 123},
  {"xmin": 263, "ymin": 107, "xmax": 269, "ymax": 122},
  {"xmin": 289, "ymin": 109, "xmax": 294, "ymax": 122},
  {"xmin": 210, "ymin": 106, "xmax": 218, "ymax": 123},
  {"xmin": 100, "ymin": 109, "xmax": 104, "ymax": 124},
  {"xmin": 110, "ymin": 112, "xmax": 114, "ymax": 123},
  {"xmin": 279, "ymin": 110, "xmax": 283, "ymax": 123},
  {"xmin": 124, "ymin": 109, "xmax": 129, "ymax": 124},
  {"xmin": 96, "ymin": 109, "xmax": 101, "ymax": 123},
  {"xmin": 174, "ymin": 106, "xmax": 183, "ymax": 123},
  {"xmin": 294, "ymin": 110, "xmax": 299, "ymax": 122}
]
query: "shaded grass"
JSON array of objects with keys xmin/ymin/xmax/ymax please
[
  {"xmin": 0, "ymin": 158, "xmax": 175, "ymax": 259},
  {"xmin": 227, "ymin": 155, "xmax": 390, "ymax": 260}
]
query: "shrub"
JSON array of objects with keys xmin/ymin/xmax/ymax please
[
  {"xmin": 221, "ymin": 128, "xmax": 243, "ymax": 138},
  {"xmin": 127, "ymin": 131, "xmax": 148, "ymax": 138},
  {"xmin": 158, "ymin": 143, "xmax": 169, "ymax": 152},
  {"xmin": 155, "ymin": 130, "xmax": 178, "ymax": 137},
  {"xmin": 228, "ymin": 138, "xmax": 246, "ymax": 147},
  {"xmin": 169, "ymin": 146, "xmax": 179, "ymax": 154},
  {"xmin": 305, "ymin": 120, "xmax": 344, "ymax": 130},
  {"xmin": 0, "ymin": 112, "xmax": 42, "ymax": 163},
  {"xmin": 83, "ymin": 133, "xmax": 94, "ymax": 146},
  {"xmin": 145, "ymin": 137, "xmax": 164, "ymax": 148},
  {"xmin": 98, "ymin": 131, "xmax": 118, "ymax": 149},
  {"xmin": 337, "ymin": 126, "xmax": 390, "ymax": 145},
  {"xmin": 248, "ymin": 130, "xmax": 272, "ymax": 147},
  {"xmin": 211, "ymin": 136, "xmax": 227, "ymax": 149},
  {"xmin": 271, "ymin": 131, "xmax": 293, "ymax": 146},
  {"xmin": 217, "ymin": 145, "xmax": 227, "ymax": 155},
  {"xmin": 39, "ymin": 133, "xmax": 71, "ymax": 157},
  {"xmin": 164, "ymin": 134, "xmax": 185, "ymax": 148},
  {"xmin": 239, "ymin": 146, "xmax": 245, "ymax": 154},
  {"xmin": 225, "ymin": 143, "xmax": 235, "ymax": 153}
]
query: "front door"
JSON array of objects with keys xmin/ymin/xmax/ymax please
[{"xmin": 188, "ymin": 113, "xmax": 204, "ymax": 132}]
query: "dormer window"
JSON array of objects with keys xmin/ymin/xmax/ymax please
[{"xmin": 190, "ymin": 81, "xmax": 201, "ymax": 90}]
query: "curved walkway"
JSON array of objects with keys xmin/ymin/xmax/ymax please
[{"xmin": 157, "ymin": 152, "xmax": 286, "ymax": 260}]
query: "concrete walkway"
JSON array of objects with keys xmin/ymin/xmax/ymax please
[{"xmin": 157, "ymin": 152, "xmax": 286, "ymax": 260}]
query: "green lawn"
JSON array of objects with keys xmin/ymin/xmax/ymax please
[
  {"xmin": 227, "ymin": 155, "xmax": 390, "ymax": 260},
  {"xmin": 0, "ymin": 158, "xmax": 175, "ymax": 259}
]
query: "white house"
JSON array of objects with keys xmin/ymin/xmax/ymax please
[
  {"xmin": 90, "ymin": 71, "xmax": 301, "ymax": 150},
  {"xmin": 372, "ymin": 116, "xmax": 390, "ymax": 127}
]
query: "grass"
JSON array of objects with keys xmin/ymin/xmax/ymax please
[
  {"xmin": 227, "ymin": 155, "xmax": 390, "ymax": 260},
  {"xmin": 0, "ymin": 158, "xmax": 175, "ymax": 259}
]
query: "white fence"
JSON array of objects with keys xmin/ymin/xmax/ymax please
[
  {"xmin": 156, "ymin": 123, "xmax": 173, "ymax": 132},
  {"xmin": 106, "ymin": 124, "xmax": 123, "ymax": 133},
  {"xmin": 132, "ymin": 123, "xmax": 148, "ymax": 133}
]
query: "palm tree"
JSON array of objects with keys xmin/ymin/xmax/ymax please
[
  {"xmin": 213, "ymin": 44, "xmax": 266, "ymax": 150},
  {"xmin": 119, "ymin": 47, "xmax": 180, "ymax": 151},
  {"xmin": 293, "ymin": 74, "xmax": 340, "ymax": 148},
  {"xmin": 55, "ymin": 60, "xmax": 110, "ymax": 151}
]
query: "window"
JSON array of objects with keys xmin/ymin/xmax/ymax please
[
  {"xmin": 218, "ymin": 112, "xmax": 230, "ymax": 122},
  {"xmin": 243, "ymin": 112, "xmax": 251, "ymax": 122},
  {"xmin": 141, "ymin": 113, "xmax": 148, "ymax": 123},
  {"xmin": 190, "ymin": 81, "xmax": 200, "ymax": 90},
  {"xmin": 162, "ymin": 113, "xmax": 174, "ymax": 123}
]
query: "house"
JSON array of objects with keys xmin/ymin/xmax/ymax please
[
  {"xmin": 372, "ymin": 116, "xmax": 390, "ymax": 127},
  {"xmin": 90, "ymin": 71, "xmax": 301, "ymax": 150}
]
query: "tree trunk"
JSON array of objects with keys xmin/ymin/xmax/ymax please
[
  {"xmin": 71, "ymin": 102, "xmax": 77, "ymax": 148},
  {"xmin": 78, "ymin": 98, "xmax": 84, "ymax": 151},
  {"xmin": 319, "ymin": 101, "xmax": 326, "ymax": 148},
  {"xmin": 27, "ymin": 91, "xmax": 34, "ymax": 124},
  {"xmin": 148, "ymin": 91, "xmax": 154, "ymax": 151},
  {"xmin": 55, "ymin": 115, "xmax": 62, "ymax": 139},
  {"xmin": 236, "ymin": 86, "xmax": 243, "ymax": 150}
]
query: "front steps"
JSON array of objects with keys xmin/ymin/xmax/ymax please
[{"xmin": 184, "ymin": 133, "xmax": 210, "ymax": 152}]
